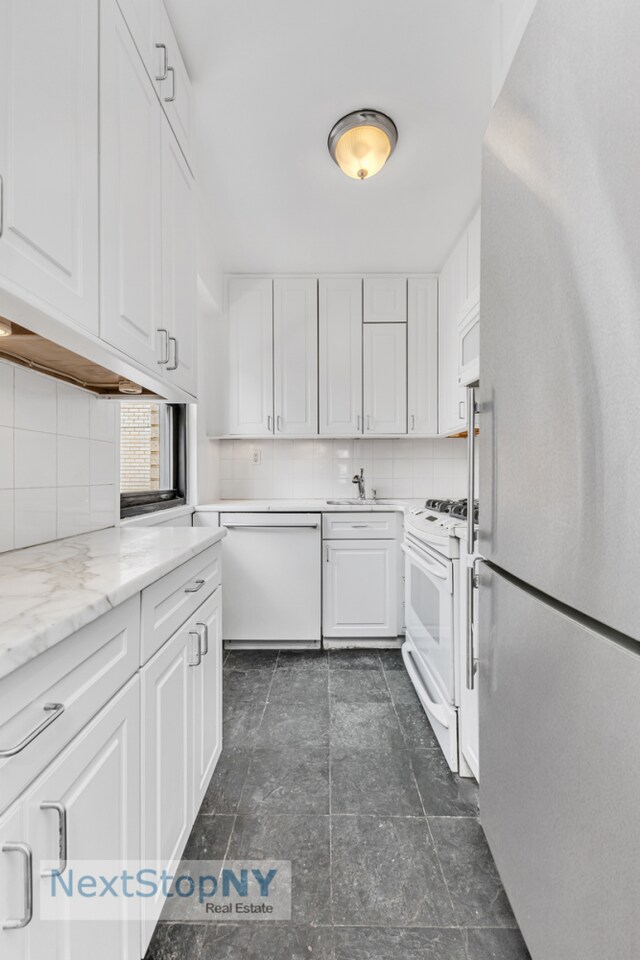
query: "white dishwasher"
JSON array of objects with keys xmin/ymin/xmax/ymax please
[{"xmin": 220, "ymin": 513, "xmax": 321, "ymax": 648}]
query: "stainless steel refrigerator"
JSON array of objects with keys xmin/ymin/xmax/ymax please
[{"xmin": 478, "ymin": 0, "xmax": 640, "ymax": 957}]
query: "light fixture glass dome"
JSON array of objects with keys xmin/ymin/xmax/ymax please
[{"xmin": 328, "ymin": 110, "xmax": 398, "ymax": 180}]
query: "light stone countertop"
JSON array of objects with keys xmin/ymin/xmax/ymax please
[
  {"xmin": 195, "ymin": 498, "xmax": 422, "ymax": 513},
  {"xmin": 0, "ymin": 526, "xmax": 226, "ymax": 683}
]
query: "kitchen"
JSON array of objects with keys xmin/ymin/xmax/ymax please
[{"xmin": 1, "ymin": 1, "xmax": 638, "ymax": 958}]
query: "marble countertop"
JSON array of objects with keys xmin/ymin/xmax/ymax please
[
  {"xmin": 0, "ymin": 526, "xmax": 226, "ymax": 683},
  {"xmin": 195, "ymin": 498, "xmax": 421, "ymax": 513}
]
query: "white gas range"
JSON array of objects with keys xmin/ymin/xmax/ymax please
[{"xmin": 401, "ymin": 498, "xmax": 476, "ymax": 775}]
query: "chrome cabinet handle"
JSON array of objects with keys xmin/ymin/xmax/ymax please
[
  {"xmin": 267, "ymin": 415, "xmax": 272, "ymax": 432},
  {"xmin": 467, "ymin": 386, "xmax": 477, "ymax": 550},
  {"xmin": 157, "ymin": 327, "xmax": 170, "ymax": 365},
  {"xmin": 324, "ymin": 545, "xmax": 330, "ymax": 563},
  {"xmin": 40, "ymin": 802, "xmax": 68, "ymax": 878},
  {"xmin": 459, "ymin": 400, "xmax": 465, "ymax": 420},
  {"xmin": 155, "ymin": 43, "xmax": 168, "ymax": 81},
  {"xmin": 188, "ymin": 631, "xmax": 202, "ymax": 667},
  {"xmin": 410, "ymin": 414, "xmax": 416, "ymax": 431},
  {"xmin": 356, "ymin": 414, "xmax": 361, "ymax": 432},
  {"xmin": 1, "ymin": 843, "xmax": 33, "ymax": 929},
  {"xmin": 466, "ymin": 559, "xmax": 482, "ymax": 691},
  {"xmin": 166, "ymin": 336, "xmax": 178, "ymax": 371},
  {"xmin": 0, "ymin": 703, "xmax": 65, "ymax": 758},
  {"xmin": 164, "ymin": 66, "xmax": 176, "ymax": 102},
  {"xmin": 276, "ymin": 415, "xmax": 282, "ymax": 432},
  {"xmin": 366, "ymin": 415, "xmax": 371, "ymax": 431},
  {"xmin": 196, "ymin": 621, "xmax": 209, "ymax": 656},
  {"xmin": 184, "ymin": 578, "xmax": 205, "ymax": 594}
]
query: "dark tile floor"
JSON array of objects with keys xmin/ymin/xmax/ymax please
[{"xmin": 145, "ymin": 650, "xmax": 532, "ymax": 960}]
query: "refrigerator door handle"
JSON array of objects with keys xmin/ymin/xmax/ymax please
[
  {"xmin": 466, "ymin": 556, "xmax": 486, "ymax": 691},
  {"xmin": 466, "ymin": 385, "xmax": 478, "ymax": 550}
]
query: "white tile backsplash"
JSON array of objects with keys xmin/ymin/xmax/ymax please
[
  {"xmin": 216, "ymin": 436, "xmax": 469, "ymax": 500},
  {"xmin": 0, "ymin": 364, "xmax": 118, "ymax": 552}
]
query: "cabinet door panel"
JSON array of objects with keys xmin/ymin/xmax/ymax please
[
  {"xmin": 363, "ymin": 323, "xmax": 407, "ymax": 435},
  {"xmin": 364, "ymin": 278, "xmax": 406, "ymax": 322},
  {"xmin": 28, "ymin": 679, "xmax": 140, "ymax": 960},
  {"xmin": 100, "ymin": 0, "xmax": 162, "ymax": 371},
  {"xmin": 0, "ymin": 0, "xmax": 99, "ymax": 332},
  {"xmin": 228, "ymin": 278, "xmax": 273, "ymax": 435},
  {"xmin": 319, "ymin": 278, "xmax": 362, "ymax": 436},
  {"xmin": 408, "ymin": 278, "xmax": 438, "ymax": 435},
  {"xmin": 116, "ymin": 0, "xmax": 156, "ymax": 80},
  {"xmin": 273, "ymin": 279, "xmax": 318, "ymax": 436},
  {"xmin": 161, "ymin": 121, "xmax": 197, "ymax": 395},
  {"xmin": 156, "ymin": 0, "xmax": 193, "ymax": 171},
  {"xmin": 0, "ymin": 800, "xmax": 29, "ymax": 960},
  {"xmin": 324, "ymin": 541, "xmax": 397, "ymax": 638},
  {"xmin": 191, "ymin": 589, "xmax": 223, "ymax": 817},
  {"xmin": 438, "ymin": 233, "xmax": 468, "ymax": 433}
]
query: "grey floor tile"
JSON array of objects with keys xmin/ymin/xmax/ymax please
[
  {"xmin": 199, "ymin": 747, "xmax": 252, "ymax": 815},
  {"xmin": 429, "ymin": 818, "xmax": 517, "ymax": 928},
  {"xmin": 223, "ymin": 668, "xmax": 272, "ymax": 703},
  {"xmin": 333, "ymin": 926, "xmax": 467, "ymax": 960},
  {"xmin": 395, "ymin": 703, "xmax": 440, "ymax": 749},
  {"xmin": 239, "ymin": 747, "xmax": 330, "ymax": 814},
  {"xmin": 410, "ymin": 750, "xmax": 479, "ymax": 817},
  {"xmin": 331, "ymin": 748, "xmax": 423, "ymax": 816},
  {"xmin": 378, "ymin": 650, "xmax": 406, "ymax": 671},
  {"xmin": 329, "ymin": 650, "xmax": 383, "ymax": 671},
  {"xmin": 330, "ymin": 701, "xmax": 404, "ymax": 752},
  {"xmin": 330, "ymin": 668, "xmax": 391, "ymax": 703},
  {"xmin": 199, "ymin": 923, "xmax": 334, "ymax": 959},
  {"xmin": 225, "ymin": 650, "xmax": 279, "ymax": 671},
  {"xmin": 276, "ymin": 651, "xmax": 329, "ymax": 673},
  {"xmin": 223, "ymin": 699, "xmax": 265, "ymax": 748},
  {"xmin": 268, "ymin": 668, "xmax": 329, "ymax": 704},
  {"xmin": 384, "ymin": 668, "xmax": 422, "ymax": 706},
  {"xmin": 227, "ymin": 814, "xmax": 331, "ymax": 924},
  {"xmin": 182, "ymin": 814, "xmax": 235, "ymax": 860},
  {"xmin": 145, "ymin": 921, "xmax": 205, "ymax": 959},
  {"xmin": 256, "ymin": 700, "xmax": 330, "ymax": 749},
  {"xmin": 466, "ymin": 927, "xmax": 532, "ymax": 959},
  {"xmin": 331, "ymin": 815, "xmax": 455, "ymax": 927}
]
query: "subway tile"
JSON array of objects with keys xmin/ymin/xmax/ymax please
[
  {"xmin": 14, "ymin": 487, "xmax": 57, "ymax": 548},
  {"xmin": 372, "ymin": 439, "xmax": 393, "ymax": 459},
  {"xmin": 0, "ymin": 361, "xmax": 14, "ymax": 427},
  {"xmin": 90, "ymin": 399, "xmax": 117, "ymax": 442},
  {"xmin": 15, "ymin": 430, "xmax": 56, "ymax": 488},
  {"xmin": 433, "ymin": 439, "xmax": 452, "ymax": 459},
  {"xmin": 391, "ymin": 479, "xmax": 414, "ymax": 498},
  {"xmin": 57, "ymin": 436, "xmax": 90, "ymax": 487},
  {"xmin": 392, "ymin": 438, "xmax": 414, "ymax": 456},
  {"xmin": 219, "ymin": 440, "xmax": 235, "ymax": 460},
  {"xmin": 392, "ymin": 458, "xmax": 413, "ymax": 479},
  {"xmin": 353, "ymin": 438, "xmax": 374, "ymax": 457},
  {"xmin": 0, "ymin": 426, "xmax": 13, "ymax": 488},
  {"xmin": 57, "ymin": 384, "xmax": 90, "ymax": 438},
  {"xmin": 313, "ymin": 439, "xmax": 332, "ymax": 460},
  {"xmin": 273, "ymin": 439, "xmax": 294, "ymax": 460},
  {"xmin": 291, "ymin": 439, "xmax": 314, "ymax": 460},
  {"xmin": 90, "ymin": 440, "xmax": 115, "ymax": 485},
  {"xmin": 14, "ymin": 368, "xmax": 57, "ymax": 433},
  {"xmin": 414, "ymin": 459, "xmax": 434, "ymax": 481},
  {"xmin": 333, "ymin": 440, "xmax": 353, "ymax": 460},
  {"xmin": 0, "ymin": 491, "xmax": 14, "ymax": 552},
  {"xmin": 57, "ymin": 486, "xmax": 91, "ymax": 538}
]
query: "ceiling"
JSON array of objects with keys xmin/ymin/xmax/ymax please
[{"xmin": 166, "ymin": 0, "xmax": 493, "ymax": 275}]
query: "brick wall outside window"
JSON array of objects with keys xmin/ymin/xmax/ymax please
[{"xmin": 120, "ymin": 402, "xmax": 160, "ymax": 492}]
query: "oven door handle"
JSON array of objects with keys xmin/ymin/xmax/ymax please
[
  {"xmin": 401, "ymin": 645, "xmax": 450, "ymax": 730},
  {"xmin": 401, "ymin": 543, "xmax": 452, "ymax": 591}
]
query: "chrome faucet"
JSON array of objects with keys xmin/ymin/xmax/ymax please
[{"xmin": 352, "ymin": 467, "xmax": 366, "ymax": 500}]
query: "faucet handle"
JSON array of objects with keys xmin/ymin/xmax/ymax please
[{"xmin": 371, "ymin": 488, "xmax": 377, "ymax": 502}]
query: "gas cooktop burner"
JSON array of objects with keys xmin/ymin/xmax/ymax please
[
  {"xmin": 425, "ymin": 498, "xmax": 456, "ymax": 513},
  {"xmin": 425, "ymin": 498, "xmax": 479, "ymax": 521}
]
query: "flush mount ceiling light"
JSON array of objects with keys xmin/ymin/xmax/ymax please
[
  {"xmin": 0, "ymin": 319, "xmax": 12, "ymax": 337},
  {"xmin": 328, "ymin": 110, "xmax": 398, "ymax": 181}
]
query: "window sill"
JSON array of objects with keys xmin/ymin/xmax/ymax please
[{"xmin": 121, "ymin": 504, "xmax": 194, "ymax": 527}]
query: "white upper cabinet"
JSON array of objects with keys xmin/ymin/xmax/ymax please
[
  {"xmin": 273, "ymin": 279, "xmax": 318, "ymax": 436},
  {"xmin": 319, "ymin": 278, "xmax": 363, "ymax": 436},
  {"xmin": 0, "ymin": 0, "xmax": 99, "ymax": 333},
  {"xmin": 115, "ymin": 0, "xmax": 156, "ymax": 80},
  {"xmin": 155, "ymin": 1, "xmax": 193, "ymax": 171},
  {"xmin": 228, "ymin": 278, "xmax": 274, "ymax": 436},
  {"xmin": 407, "ymin": 278, "xmax": 438, "ymax": 436},
  {"xmin": 161, "ymin": 121, "xmax": 197, "ymax": 396},
  {"xmin": 364, "ymin": 277, "xmax": 407, "ymax": 322},
  {"xmin": 100, "ymin": 0, "xmax": 163, "ymax": 372},
  {"xmin": 466, "ymin": 209, "xmax": 481, "ymax": 296},
  {"xmin": 439, "ymin": 231, "xmax": 468, "ymax": 434},
  {"xmin": 363, "ymin": 322, "xmax": 407, "ymax": 435}
]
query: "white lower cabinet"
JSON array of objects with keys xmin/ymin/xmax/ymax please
[
  {"xmin": 190, "ymin": 589, "xmax": 223, "ymax": 816},
  {"xmin": 363, "ymin": 322, "xmax": 407, "ymax": 435},
  {"xmin": 323, "ymin": 540, "xmax": 398, "ymax": 638}
]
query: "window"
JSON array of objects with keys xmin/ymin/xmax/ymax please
[{"xmin": 120, "ymin": 402, "xmax": 187, "ymax": 517}]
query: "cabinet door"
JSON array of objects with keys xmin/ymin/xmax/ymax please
[
  {"xmin": 319, "ymin": 278, "xmax": 362, "ymax": 436},
  {"xmin": 363, "ymin": 323, "xmax": 407, "ymax": 435},
  {"xmin": 161, "ymin": 120, "xmax": 197, "ymax": 396},
  {"xmin": 140, "ymin": 628, "xmax": 191, "ymax": 951},
  {"xmin": 323, "ymin": 540, "xmax": 397, "ymax": 638},
  {"xmin": 191, "ymin": 588, "xmax": 223, "ymax": 818},
  {"xmin": 28, "ymin": 679, "xmax": 140, "ymax": 960},
  {"xmin": 100, "ymin": 0, "xmax": 163, "ymax": 372},
  {"xmin": 273, "ymin": 279, "xmax": 318, "ymax": 436},
  {"xmin": 228, "ymin": 278, "xmax": 273, "ymax": 436},
  {"xmin": 407, "ymin": 279, "xmax": 438, "ymax": 436},
  {"xmin": 115, "ymin": 0, "xmax": 156, "ymax": 80},
  {"xmin": 156, "ymin": 1, "xmax": 193, "ymax": 171},
  {"xmin": 0, "ymin": 0, "xmax": 99, "ymax": 333},
  {"xmin": 438, "ymin": 233, "xmax": 468, "ymax": 433},
  {"xmin": 0, "ymin": 799, "xmax": 29, "ymax": 960},
  {"xmin": 466, "ymin": 208, "xmax": 481, "ymax": 297},
  {"xmin": 363, "ymin": 278, "xmax": 406, "ymax": 322}
]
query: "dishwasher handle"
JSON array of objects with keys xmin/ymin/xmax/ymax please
[{"xmin": 222, "ymin": 522, "xmax": 319, "ymax": 529}]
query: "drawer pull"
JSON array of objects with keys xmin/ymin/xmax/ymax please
[
  {"xmin": 184, "ymin": 579, "xmax": 205, "ymax": 594},
  {"xmin": 0, "ymin": 703, "xmax": 65, "ymax": 758},
  {"xmin": 350, "ymin": 523, "xmax": 372, "ymax": 528},
  {"xmin": 196, "ymin": 622, "xmax": 209, "ymax": 656},
  {"xmin": 40, "ymin": 802, "xmax": 68, "ymax": 878},
  {"xmin": 1, "ymin": 842, "xmax": 33, "ymax": 929},
  {"xmin": 188, "ymin": 631, "xmax": 202, "ymax": 667}
]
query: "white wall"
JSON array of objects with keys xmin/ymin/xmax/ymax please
[
  {"xmin": 0, "ymin": 360, "xmax": 119, "ymax": 552},
  {"xmin": 216, "ymin": 437, "xmax": 467, "ymax": 501}
]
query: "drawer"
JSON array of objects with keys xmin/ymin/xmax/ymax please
[
  {"xmin": 141, "ymin": 544, "xmax": 221, "ymax": 664},
  {"xmin": 0, "ymin": 595, "xmax": 139, "ymax": 815},
  {"xmin": 322, "ymin": 512, "xmax": 399, "ymax": 540}
]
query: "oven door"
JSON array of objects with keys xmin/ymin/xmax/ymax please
[{"xmin": 402, "ymin": 533, "xmax": 455, "ymax": 703}]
